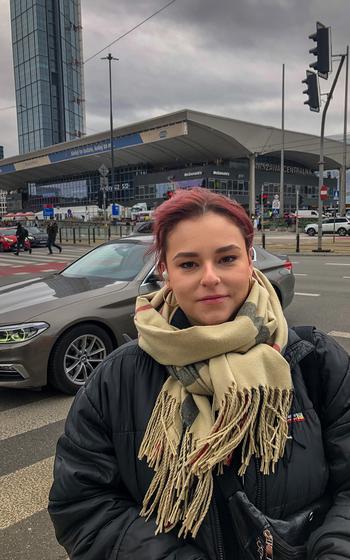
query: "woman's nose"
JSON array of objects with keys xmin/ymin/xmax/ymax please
[{"xmin": 200, "ymin": 264, "xmax": 220, "ymax": 286}]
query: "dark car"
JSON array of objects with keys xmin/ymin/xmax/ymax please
[
  {"xmin": 0, "ymin": 236, "xmax": 295, "ymax": 395},
  {"xmin": 26, "ymin": 226, "xmax": 49, "ymax": 247}
]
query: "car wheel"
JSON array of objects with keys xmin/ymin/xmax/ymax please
[
  {"xmin": 337, "ymin": 227, "xmax": 347, "ymax": 236},
  {"xmin": 307, "ymin": 228, "xmax": 316, "ymax": 236},
  {"xmin": 48, "ymin": 323, "xmax": 114, "ymax": 394}
]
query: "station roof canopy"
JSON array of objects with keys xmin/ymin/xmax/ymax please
[{"xmin": 0, "ymin": 108, "xmax": 348, "ymax": 190}]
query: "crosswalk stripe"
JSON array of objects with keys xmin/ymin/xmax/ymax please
[
  {"xmin": 0, "ymin": 397, "xmax": 73, "ymax": 442},
  {"xmin": 0, "ymin": 456, "xmax": 54, "ymax": 530}
]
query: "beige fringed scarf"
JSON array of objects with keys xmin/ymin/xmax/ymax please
[{"xmin": 134, "ymin": 269, "xmax": 292, "ymax": 539}]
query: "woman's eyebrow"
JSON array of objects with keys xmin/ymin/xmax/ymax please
[{"xmin": 173, "ymin": 244, "xmax": 241, "ymax": 261}]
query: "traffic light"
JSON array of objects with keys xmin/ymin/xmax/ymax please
[
  {"xmin": 309, "ymin": 22, "xmax": 332, "ymax": 79},
  {"xmin": 302, "ymin": 70, "xmax": 320, "ymax": 112}
]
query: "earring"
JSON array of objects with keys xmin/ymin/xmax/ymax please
[{"xmin": 162, "ymin": 270, "xmax": 169, "ymax": 281}]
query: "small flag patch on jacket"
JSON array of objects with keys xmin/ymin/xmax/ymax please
[{"xmin": 287, "ymin": 412, "xmax": 305, "ymax": 424}]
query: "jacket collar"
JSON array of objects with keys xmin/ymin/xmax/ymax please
[{"xmin": 283, "ymin": 328, "xmax": 315, "ymax": 369}]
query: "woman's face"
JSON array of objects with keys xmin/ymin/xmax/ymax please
[{"xmin": 164, "ymin": 211, "xmax": 253, "ymax": 326}]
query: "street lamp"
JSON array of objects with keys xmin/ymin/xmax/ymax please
[{"xmin": 101, "ymin": 53, "xmax": 118, "ymax": 200}]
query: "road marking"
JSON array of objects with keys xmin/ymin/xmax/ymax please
[
  {"xmin": 0, "ymin": 456, "xmax": 54, "ymax": 529},
  {"xmin": 41, "ymin": 269, "xmax": 58, "ymax": 272},
  {"xmin": 13, "ymin": 272, "xmax": 29, "ymax": 275},
  {"xmin": 290, "ymin": 261, "xmax": 299, "ymax": 264},
  {"xmin": 328, "ymin": 331, "xmax": 350, "ymax": 339},
  {"xmin": 295, "ymin": 292, "xmax": 320, "ymax": 297},
  {"xmin": 0, "ymin": 396, "xmax": 73, "ymax": 441},
  {"xmin": 325, "ymin": 263, "xmax": 350, "ymax": 266},
  {"xmin": 343, "ymin": 276, "xmax": 350, "ymax": 279},
  {"xmin": 294, "ymin": 273, "xmax": 308, "ymax": 276}
]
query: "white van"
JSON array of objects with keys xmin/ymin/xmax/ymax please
[{"xmin": 290, "ymin": 209, "xmax": 319, "ymax": 219}]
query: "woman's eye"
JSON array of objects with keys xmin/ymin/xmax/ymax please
[
  {"xmin": 221, "ymin": 255, "xmax": 236, "ymax": 263},
  {"xmin": 180, "ymin": 261, "xmax": 196, "ymax": 269}
]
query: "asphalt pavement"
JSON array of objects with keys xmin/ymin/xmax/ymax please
[{"xmin": 0, "ymin": 247, "xmax": 349, "ymax": 559}]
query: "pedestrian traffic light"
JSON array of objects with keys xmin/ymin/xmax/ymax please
[
  {"xmin": 309, "ymin": 22, "xmax": 332, "ymax": 79},
  {"xmin": 302, "ymin": 70, "xmax": 320, "ymax": 112}
]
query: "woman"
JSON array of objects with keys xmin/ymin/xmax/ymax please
[{"xmin": 49, "ymin": 188, "xmax": 350, "ymax": 559}]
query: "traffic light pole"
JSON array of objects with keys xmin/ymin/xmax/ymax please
[
  {"xmin": 340, "ymin": 45, "xmax": 349, "ymax": 217},
  {"xmin": 316, "ymin": 54, "xmax": 345, "ymax": 252}
]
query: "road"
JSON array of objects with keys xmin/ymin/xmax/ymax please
[{"xmin": 0, "ymin": 250, "xmax": 349, "ymax": 559}]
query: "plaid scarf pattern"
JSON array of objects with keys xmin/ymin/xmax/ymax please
[{"xmin": 135, "ymin": 269, "xmax": 292, "ymax": 538}]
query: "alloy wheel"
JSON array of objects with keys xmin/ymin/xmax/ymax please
[{"xmin": 63, "ymin": 334, "xmax": 107, "ymax": 384}]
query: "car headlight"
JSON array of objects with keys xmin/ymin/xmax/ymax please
[
  {"xmin": 4, "ymin": 237, "xmax": 14, "ymax": 242},
  {"xmin": 0, "ymin": 322, "xmax": 49, "ymax": 344}
]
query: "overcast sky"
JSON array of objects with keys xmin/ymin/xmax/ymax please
[{"xmin": 0, "ymin": 0, "xmax": 349, "ymax": 158}]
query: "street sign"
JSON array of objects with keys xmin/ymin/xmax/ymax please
[
  {"xmin": 99, "ymin": 164, "xmax": 109, "ymax": 177},
  {"xmin": 100, "ymin": 176, "xmax": 109, "ymax": 191},
  {"xmin": 112, "ymin": 203, "xmax": 119, "ymax": 216},
  {"xmin": 43, "ymin": 207, "xmax": 54, "ymax": 218},
  {"xmin": 333, "ymin": 190, "xmax": 339, "ymax": 200},
  {"xmin": 320, "ymin": 185, "xmax": 328, "ymax": 200},
  {"xmin": 272, "ymin": 198, "xmax": 280, "ymax": 210}
]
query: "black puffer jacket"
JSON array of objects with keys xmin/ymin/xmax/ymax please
[{"xmin": 49, "ymin": 328, "xmax": 350, "ymax": 559}]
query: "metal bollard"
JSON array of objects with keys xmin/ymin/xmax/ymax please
[
  {"xmin": 119, "ymin": 224, "xmax": 122, "ymax": 238},
  {"xmin": 262, "ymin": 233, "xmax": 266, "ymax": 249},
  {"xmin": 78, "ymin": 227, "xmax": 81, "ymax": 243},
  {"xmin": 73, "ymin": 228, "xmax": 76, "ymax": 244},
  {"xmin": 296, "ymin": 233, "xmax": 300, "ymax": 253},
  {"xmin": 88, "ymin": 227, "xmax": 91, "ymax": 245},
  {"xmin": 59, "ymin": 228, "xmax": 62, "ymax": 243},
  {"xmin": 93, "ymin": 228, "xmax": 96, "ymax": 243},
  {"xmin": 65, "ymin": 227, "xmax": 68, "ymax": 242},
  {"xmin": 108, "ymin": 226, "xmax": 111, "ymax": 240}
]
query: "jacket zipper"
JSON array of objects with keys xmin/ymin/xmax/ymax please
[
  {"xmin": 212, "ymin": 497, "xmax": 225, "ymax": 560},
  {"xmin": 255, "ymin": 457, "xmax": 263, "ymax": 511}
]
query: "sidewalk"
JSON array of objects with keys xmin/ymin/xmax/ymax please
[{"xmin": 254, "ymin": 232, "xmax": 350, "ymax": 256}]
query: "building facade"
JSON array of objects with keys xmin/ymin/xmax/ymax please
[
  {"xmin": 0, "ymin": 109, "xmax": 346, "ymax": 214},
  {"xmin": 0, "ymin": 190, "xmax": 7, "ymax": 216},
  {"xmin": 10, "ymin": 0, "xmax": 85, "ymax": 154}
]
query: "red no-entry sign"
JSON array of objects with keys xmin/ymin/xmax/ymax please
[{"xmin": 320, "ymin": 185, "xmax": 328, "ymax": 200}]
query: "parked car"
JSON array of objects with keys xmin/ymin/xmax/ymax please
[
  {"xmin": 0, "ymin": 227, "xmax": 31, "ymax": 252},
  {"xmin": 26, "ymin": 226, "xmax": 48, "ymax": 247},
  {"xmin": 131, "ymin": 221, "xmax": 154, "ymax": 235},
  {"xmin": 304, "ymin": 217, "xmax": 350, "ymax": 236},
  {"xmin": 0, "ymin": 236, "xmax": 295, "ymax": 395}
]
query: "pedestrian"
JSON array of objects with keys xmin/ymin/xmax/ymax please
[
  {"xmin": 49, "ymin": 187, "xmax": 350, "ymax": 560},
  {"xmin": 14, "ymin": 222, "xmax": 31, "ymax": 255},
  {"xmin": 46, "ymin": 217, "xmax": 62, "ymax": 254},
  {"xmin": 257, "ymin": 214, "xmax": 262, "ymax": 231}
]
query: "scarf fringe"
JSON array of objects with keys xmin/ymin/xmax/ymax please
[{"xmin": 138, "ymin": 385, "xmax": 293, "ymax": 537}]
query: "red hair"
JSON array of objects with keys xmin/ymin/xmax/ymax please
[{"xmin": 152, "ymin": 187, "xmax": 254, "ymax": 267}]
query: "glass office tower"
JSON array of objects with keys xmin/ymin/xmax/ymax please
[{"xmin": 10, "ymin": 0, "xmax": 86, "ymax": 154}]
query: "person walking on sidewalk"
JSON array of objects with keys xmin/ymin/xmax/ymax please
[
  {"xmin": 47, "ymin": 217, "xmax": 62, "ymax": 254},
  {"xmin": 14, "ymin": 222, "xmax": 31, "ymax": 255}
]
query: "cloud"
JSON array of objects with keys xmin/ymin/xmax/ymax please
[{"xmin": 0, "ymin": 0, "xmax": 349, "ymax": 159}]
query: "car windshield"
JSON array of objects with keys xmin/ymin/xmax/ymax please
[
  {"xmin": 27, "ymin": 227, "xmax": 42, "ymax": 233},
  {"xmin": 62, "ymin": 241, "xmax": 150, "ymax": 281},
  {"xmin": 0, "ymin": 228, "xmax": 16, "ymax": 235}
]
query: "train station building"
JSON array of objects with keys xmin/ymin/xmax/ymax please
[{"xmin": 0, "ymin": 108, "xmax": 348, "ymax": 215}]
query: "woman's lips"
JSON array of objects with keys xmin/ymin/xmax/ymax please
[{"xmin": 198, "ymin": 295, "xmax": 229, "ymax": 304}]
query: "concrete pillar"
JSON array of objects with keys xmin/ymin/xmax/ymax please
[
  {"xmin": 339, "ymin": 165, "xmax": 347, "ymax": 216},
  {"xmin": 249, "ymin": 153, "xmax": 256, "ymax": 216}
]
